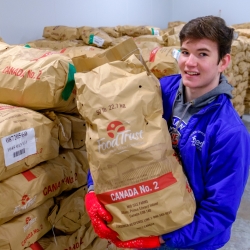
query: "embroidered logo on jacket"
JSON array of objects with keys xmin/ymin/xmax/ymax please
[
  {"xmin": 169, "ymin": 116, "xmax": 187, "ymax": 149},
  {"xmin": 190, "ymin": 131, "xmax": 205, "ymax": 150}
]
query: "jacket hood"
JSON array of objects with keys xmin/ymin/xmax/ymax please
[{"xmin": 177, "ymin": 74, "xmax": 233, "ymax": 108}]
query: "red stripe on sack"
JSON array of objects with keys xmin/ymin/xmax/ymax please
[
  {"xmin": 60, "ymin": 48, "xmax": 67, "ymax": 53},
  {"xmin": 97, "ymin": 172, "xmax": 177, "ymax": 205},
  {"xmin": 22, "ymin": 170, "xmax": 37, "ymax": 181},
  {"xmin": 149, "ymin": 47, "xmax": 160, "ymax": 62},
  {"xmin": 29, "ymin": 242, "xmax": 44, "ymax": 250}
]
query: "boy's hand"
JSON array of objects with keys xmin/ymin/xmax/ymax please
[
  {"xmin": 85, "ymin": 192, "xmax": 118, "ymax": 240},
  {"xmin": 112, "ymin": 236, "xmax": 161, "ymax": 249}
]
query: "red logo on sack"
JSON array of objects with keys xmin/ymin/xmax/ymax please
[
  {"xmin": 107, "ymin": 121, "xmax": 125, "ymax": 138},
  {"xmin": 21, "ymin": 195, "xmax": 30, "ymax": 205},
  {"xmin": 25, "ymin": 217, "xmax": 31, "ymax": 224},
  {"xmin": 149, "ymin": 47, "xmax": 160, "ymax": 62}
]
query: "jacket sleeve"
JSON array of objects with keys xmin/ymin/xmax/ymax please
[
  {"xmin": 87, "ymin": 169, "xmax": 94, "ymax": 189},
  {"xmin": 162, "ymin": 125, "xmax": 250, "ymax": 248}
]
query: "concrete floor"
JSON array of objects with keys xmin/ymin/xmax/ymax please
[{"xmin": 220, "ymin": 115, "xmax": 250, "ymax": 250}]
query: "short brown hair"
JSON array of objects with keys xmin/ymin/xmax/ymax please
[{"xmin": 179, "ymin": 16, "xmax": 234, "ymax": 62}]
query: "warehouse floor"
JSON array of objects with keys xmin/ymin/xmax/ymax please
[{"xmin": 220, "ymin": 115, "xmax": 250, "ymax": 250}]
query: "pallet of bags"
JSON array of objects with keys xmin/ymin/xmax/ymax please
[{"xmin": 0, "ymin": 148, "xmax": 89, "ymax": 225}]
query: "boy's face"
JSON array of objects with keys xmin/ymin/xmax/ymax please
[{"xmin": 178, "ymin": 38, "xmax": 229, "ymax": 98}]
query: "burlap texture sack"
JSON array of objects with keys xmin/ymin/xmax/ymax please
[
  {"xmin": 43, "ymin": 26, "xmax": 55, "ymax": 39},
  {"xmin": 27, "ymin": 39, "xmax": 84, "ymax": 50},
  {"xmin": 0, "ymin": 148, "xmax": 88, "ymax": 225},
  {"xmin": 79, "ymin": 26, "xmax": 113, "ymax": 49},
  {"xmin": 225, "ymin": 72, "xmax": 236, "ymax": 87},
  {"xmin": 0, "ymin": 104, "xmax": 59, "ymax": 181},
  {"xmin": 0, "ymin": 46, "xmax": 77, "ymax": 113},
  {"xmin": 236, "ymin": 81, "xmax": 248, "ymax": 95},
  {"xmin": 117, "ymin": 25, "xmax": 162, "ymax": 37},
  {"xmin": 141, "ymin": 46, "xmax": 179, "ymax": 78},
  {"xmin": 232, "ymin": 94, "xmax": 244, "ymax": 106},
  {"xmin": 232, "ymin": 87, "xmax": 237, "ymax": 97},
  {"xmin": 51, "ymin": 186, "xmax": 89, "ymax": 234},
  {"xmin": 0, "ymin": 198, "xmax": 54, "ymax": 250},
  {"xmin": 27, "ymin": 225, "xmax": 97, "ymax": 250},
  {"xmin": 99, "ymin": 26, "xmax": 121, "ymax": 38},
  {"xmin": 233, "ymin": 51, "xmax": 246, "ymax": 65},
  {"xmin": 241, "ymin": 90, "xmax": 247, "ymax": 99},
  {"xmin": 231, "ymin": 40, "xmax": 243, "ymax": 56},
  {"xmin": 232, "ymin": 22, "xmax": 250, "ymax": 29},
  {"xmin": 237, "ymin": 36, "xmax": 249, "ymax": 51},
  {"xmin": 236, "ymin": 29, "xmax": 250, "ymax": 39},
  {"xmin": 75, "ymin": 55, "xmax": 196, "ymax": 240},
  {"xmin": 72, "ymin": 37, "xmax": 139, "ymax": 72},
  {"xmin": 235, "ymin": 74, "xmax": 243, "ymax": 85},
  {"xmin": 43, "ymin": 111, "xmax": 86, "ymax": 149},
  {"xmin": 234, "ymin": 103, "xmax": 245, "ymax": 117},
  {"xmin": 245, "ymin": 50, "xmax": 250, "ymax": 63},
  {"xmin": 242, "ymin": 71, "xmax": 249, "ymax": 82},
  {"xmin": 238, "ymin": 61, "xmax": 248, "ymax": 74},
  {"xmin": 43, "ymin": 26, "xmax": 80, "ymax": 41},
  {"xmin": 233, "ymin": 64, "xmax": 239, "ymax": 75}
]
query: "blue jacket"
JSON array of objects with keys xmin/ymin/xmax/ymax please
[
  {"xmin": 87, "ymin": 74, "xmax": 250, "ymax": 250},
  {"xmin": 160, "ymin": 74, "xmax": 250, "ymax": 249}
]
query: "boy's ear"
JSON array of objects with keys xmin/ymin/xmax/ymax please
[{"xmin": 219, "ymin": 54, "xmax": 231, "ymax": 72}]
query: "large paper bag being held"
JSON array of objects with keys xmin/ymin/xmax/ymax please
[
  {"xmin": 0, "ymin": 45, "xmax": 77, "ymax": 113},
  {"xmin": 0, "ymin": 104, "xmax": 59, "ymax": 181},
  {"xmin": 75, "ymin": 54, "xmax": 196, "ymax": 241}
]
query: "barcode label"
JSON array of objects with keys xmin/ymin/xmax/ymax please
[
  {"xmin": 1, "ymin": 128, "xmax": 36, "ymax": 166},
  {"xmin": 93, "ymin": 35, "xmax": 105, "ymax": 47},
  {"xmin": 13, "ymin": 148, "xmax": 25, "ymax": 158}
]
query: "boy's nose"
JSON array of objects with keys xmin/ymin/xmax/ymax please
[{"xmin": 185, "ymin": 54, "xmax": 197, "ymax": 67}]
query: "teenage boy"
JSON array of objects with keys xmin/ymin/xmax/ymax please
[{"xmin": 85, "ymin": 16, "xmax": 250, "ymax": 250}]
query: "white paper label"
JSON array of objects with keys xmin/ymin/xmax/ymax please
[
  {"xmin": 152, "ymin": 28, "xmax": 160, "ymax": 36},
  {"xmin": 1, "ymin": 128, "xmax": 37, "ymax": 166},
  {"xmin": 93, "ymin": 35, "xmax": 105, "ymax": 47},
  {"xmin": 172, "ymin": 48, "xmax": 181, "ymax": 61}
]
